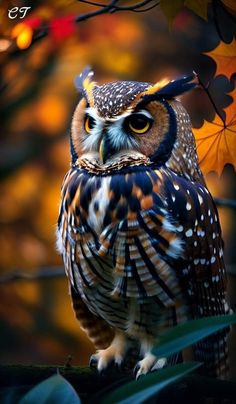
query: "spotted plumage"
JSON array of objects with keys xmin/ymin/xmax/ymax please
[{"xmin": 58, "ymin": 68, "xmax": 230, "ymax": 379}]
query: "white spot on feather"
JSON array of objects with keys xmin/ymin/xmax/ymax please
[
  {"xmin": 173, "ymin": 183, "xmax": 180, "ymax": 191},
  {"xmin": 211, "ymin": 256, "xmax": 216, "ymax": 264},
  {"xmin": 185, "ymin": 229, "xmax": 193, "ymax": 237},
  {"xmin": 200, "ymin": 258, "xmax": 206, "ymax": 264},
  {"xmin": 198, "ymin": 194, "xmax": 203, "ymax": 204},
  {"xmin": 186, "ymin": 202, "xmax": 191, "ymax": 211}
]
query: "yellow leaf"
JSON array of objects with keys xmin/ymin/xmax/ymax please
[
  {"xmin": 185, "ymin": 0, "xmax": 209, "ymax": 20},
  {"xmin": 204, "ymin": 39, "xmax": 236, "ymax": 79},
  {"xmin": 193, "ymin": 88, "xmax": 236, "ymax": 175}
]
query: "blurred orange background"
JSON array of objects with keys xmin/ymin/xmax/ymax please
[{"xmin": 0, "ymin": 1, "xmax": 235, "ymax": 367}]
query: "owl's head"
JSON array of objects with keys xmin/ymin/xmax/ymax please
[{"xmin": 71, "ymin": 67, "xmax": 201, "ymax": 180}]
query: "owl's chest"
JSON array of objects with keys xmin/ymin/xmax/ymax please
[
  {"xmin": 76, "ymin": 168, "xmax": 159, "ymax": 235},
  {"xmin": 84, "ymin": 176, "xmax": 111, "ymax": 234}
]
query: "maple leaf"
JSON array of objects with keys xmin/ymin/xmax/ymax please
[
  {"xmin": 160, "ymin": 0, "xmax": 184, "ymax": 27},
  {"xmin": 185, "ymin": 0, "xmax": 209, "ymax": 21},
  {"xmin": 221, "ymin": 0, "xmax": 236, "ymax": 12},
  {"xmin": 160, "ymin": 0, "xmax": 209, "ymax": 27},
  {"xmin": 193, "ymin": 87, "xmax": 236, "ymax": 175},
  {"xmin": 204, "ymin": 39, "xmax": 236, "ymax": 80}
]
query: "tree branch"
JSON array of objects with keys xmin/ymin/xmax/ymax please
[
  {"xmin": 6, "ymin": 0, "xmax": 159, "ymax": 55},
  {"xmin": 0, "ymin": 266, "xmax": 65, "ymax": 284},
  {"xmin": 196, "ymin": 73, "xmax": 226, "ymax": 128},
  {"xmin": 0, "ymin": 365, "xmax": 235, "ymax": 404},
  {"xmin": 215, "ymin": 198, "xmax": 236, "ymax": 209}
]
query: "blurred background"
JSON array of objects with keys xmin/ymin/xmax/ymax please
[{"xmin": 0, "ymin": 0, "xmax": 235, "ymax": 368}]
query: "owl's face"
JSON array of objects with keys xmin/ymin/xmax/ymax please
[{"xmin": 71, "ymin": 68, "xmax": 200, "ymax": 179}]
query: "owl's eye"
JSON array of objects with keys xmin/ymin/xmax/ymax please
[
  {"xmin": 84, "ymin": 115, "xmax": 96, "ymax": 133},
  {"xmin": 126, "ymin": 114, "xmax": 152, "ymax": 134}
]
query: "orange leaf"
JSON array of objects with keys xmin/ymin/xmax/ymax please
[
  {"xmin": 193, "ymin": 88, "xmax": 236, "ymax": 175},
  {"xmin": 185, "ymin": 0, "xmax": 210, "ymax": 21},
  {"xmin": 225, "ymin": 87, "xmax": 236, "ymax": 123},
  {"xmin": 204, "ymin": 39, "xmax": 236, "ymax": 79},
  {"xmin": 221, "ymin": 0, "xmax": 236, "ymax": 12}
]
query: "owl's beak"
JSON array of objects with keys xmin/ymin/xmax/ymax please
[
  {"xmin": 99, "ymin": 134, "xmax": 115, "ymax": 163},
  {"xmin": 99, "ymin": 138, "xmax": 105, "ymax": 163}
]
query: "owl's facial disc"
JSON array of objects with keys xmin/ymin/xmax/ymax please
[{"xmin": 83, "ymin": 108, "xmax": 155, "ymax": 164}]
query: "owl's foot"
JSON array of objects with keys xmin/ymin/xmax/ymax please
[
  {"xmin": 134, "ymin": 354, "xmax": 167, "ymax": 379},
  {"xmin": 89, "ymin": 331, "xmax": 129, "ymax": 373},
  {"xmin": 134, "ymin": 337, "xmax": 167, "ymax": 379}
]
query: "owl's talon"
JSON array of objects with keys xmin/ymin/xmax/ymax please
[
  {"xmin": 89, "ymin": 332, "xmax": 128, "ymax": 373},
  {"xmin": 134, "ymin": 353, "xmax": 160, "ymax": 379},
  {"xmin": 133, "ymin": 363, "xmax": 141, "ymax": 377},
  {"xmin": 99, "ymin": 368, "xmax": 108, "ymax": 376},
  {"xmin": 89, "ymin": 354, "xmax": 98, "ymax": 369},
  {"xmin": 115, "ymin": 357, "xmax": 125, "ymax": 371}
]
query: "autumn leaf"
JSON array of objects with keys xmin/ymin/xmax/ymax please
[
  {"xmin": 160, "ymin": 0, "xmax": 184, "ymax": 27},
  {"xmin": 204, "ymin": 39, "xmax": 236, "ymax": 79},
  {"xmin": 193, "ymin": 87, "xmax": 236, "ymax": 175},
  {"xmin": 221, "ymin": 0, "xmax": 236, "ymax": 12},
  {"xmin": 185, "ymin": 0, "xmax": 209, "ymax": 21},
  {"xmin": 160, "ymin": 0, "xmax": 209, "ymax": 26}
]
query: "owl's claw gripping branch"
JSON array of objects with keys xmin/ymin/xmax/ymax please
[
  {"xmin": 89, "ymin": 331, "xmax": 128, "ymax": 373},
  {"xmin": 134, "ymin": 354, "xmax": 167, "ymax": 379}
]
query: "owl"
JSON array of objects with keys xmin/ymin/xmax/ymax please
[{"xmin": 57, "ymin": 67, "xmax": 230, "ymax": 379}]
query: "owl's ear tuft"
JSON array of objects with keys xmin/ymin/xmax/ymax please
[
  {"xmin": 141, "ymin": 73, "xmax": 197, "ymax": 102},
  {"xmin": 74, "ymin": 66, "xmax": 96, "ymax": 105},
  {"xmin": 74, "ymin": 66, "xmax": 94, "ymax": 91}
]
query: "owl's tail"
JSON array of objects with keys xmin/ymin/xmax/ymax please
[{"xmin": 70, "ymin": 287, "xmax": 115, "ymax": 350}]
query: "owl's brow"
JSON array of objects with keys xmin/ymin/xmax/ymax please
[
  {"xmin": 85, "ymin": 107, "xmax": 105, "ymax": 123},
  {"xmin": 131, "ymin": 109, "xmax": 153, "ymax": 120},
  {"xmin": 85, "ymin": 106, "xmax": 134, "ymax": 123}
]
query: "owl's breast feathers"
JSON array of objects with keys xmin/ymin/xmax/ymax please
[{"xmin": 58, "ymin": 165, "xmax": 227, "ymax": 318}]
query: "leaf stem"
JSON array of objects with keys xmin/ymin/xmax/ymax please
[{"xmin": 196, "ymin": 73, "xmax": 226, "ymax": 127}]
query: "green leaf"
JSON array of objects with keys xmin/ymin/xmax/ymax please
[
  {"xmin": 152, "ymin": 314, "xmax": 236, "ymax": 359},
  {"xmin": 102, "ymin": 362, "xmax": 201, "ymax": 404},
  {"xmin": 160, "ymin": 0, "xmax": 184, "ymax": 28},
  {"xmin": 19, "ymin": 373, "xmax": 81, "ymax": 404},
  {"xmin": 185, "ymin": 0, "xmax": 209, "ymax": 21}
]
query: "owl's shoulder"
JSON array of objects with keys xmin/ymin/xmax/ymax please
[{"xmin": 160, "ymin": 168, "xmax": 218, "ymax": 226}]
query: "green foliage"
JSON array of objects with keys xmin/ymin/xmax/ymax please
[
  {"xmin": 19, "ymin": 374, "xmax": 81, "ymax": 404},
  {"xmin": 17, "ymin": 314, "xmax": 236, "ymax": 404},
  {"xmin": 102, "ymin": 362, "xmax": 201, "ymax": 404},
  {"xmin": 152, "ymin": 313, "xmax": 236, "ymax": 358}
]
